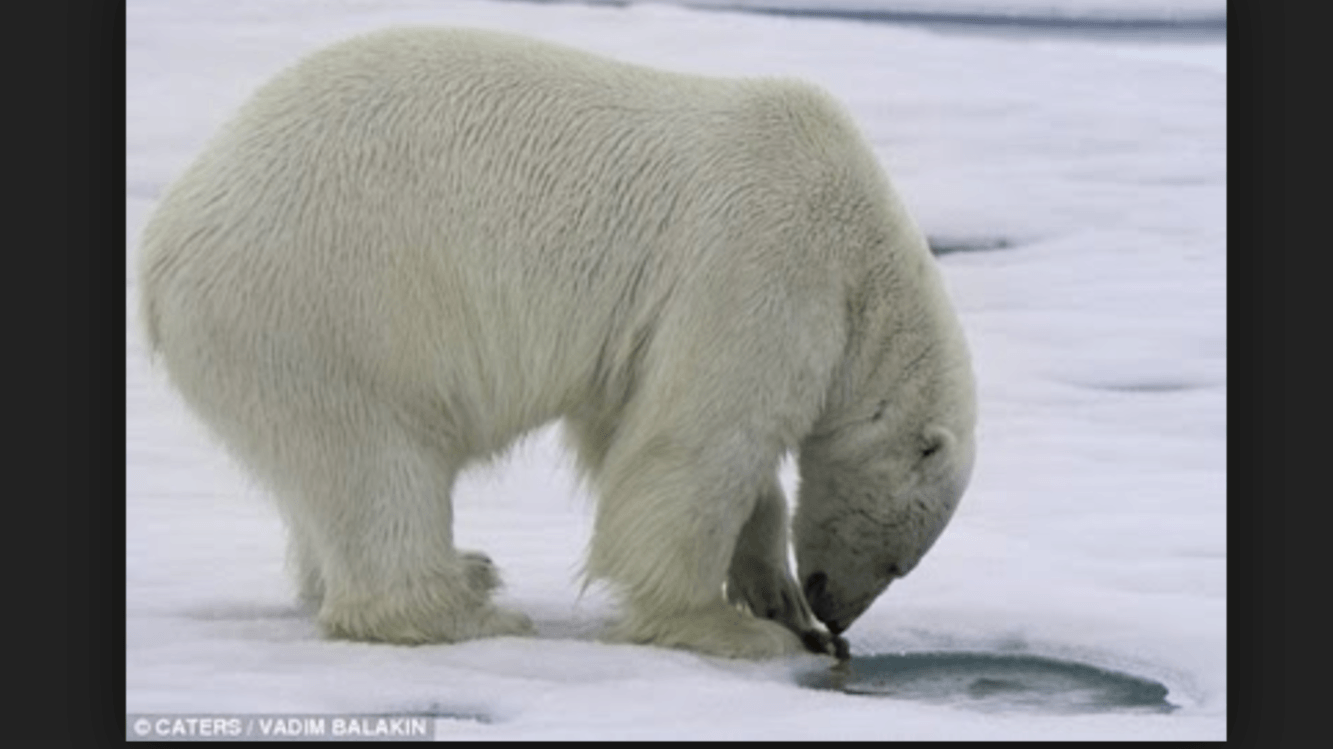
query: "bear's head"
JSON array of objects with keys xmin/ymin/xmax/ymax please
[{"xmin": 793, "ymin": 309, "xmax": 976, "ymax": 637}]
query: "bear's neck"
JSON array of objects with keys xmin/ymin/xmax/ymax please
[{"xmin": 819, "ymin": 246, "xmax": 962, "ymax": 429}]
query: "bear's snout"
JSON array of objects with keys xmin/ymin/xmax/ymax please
[{"xmin": 803, "ymin": 569, "xmax": 890, "ymax": 636}]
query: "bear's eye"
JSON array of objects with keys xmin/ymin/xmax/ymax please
[
  {"xmin": 870, "ymin": 400, "xmax": 888, "ymax": 421},
  {"xmin": 919, "ymin": 435, "xmax": 944, "ymax": 460}
]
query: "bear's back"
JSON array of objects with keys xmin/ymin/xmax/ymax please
[
  {"xmin": 140, "ymin": 27, "xmax": 896, "ymax": 441},
  {"xmin": 175, "ymin": 26, "xmax": 877, "ymax": 258}
]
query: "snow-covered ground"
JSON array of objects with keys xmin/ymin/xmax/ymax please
[
  {"xmin": 126, "ymin": 0, "xmax": 1225, "ymax": 740},
  {"xmin": 643, "ymin": 0, "xmax": 1226, "ymax": 28}
]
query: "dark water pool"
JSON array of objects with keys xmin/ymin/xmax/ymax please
[{"xmin": 797, "ymin": 651, "xmax": 1177, "ymax": 714}]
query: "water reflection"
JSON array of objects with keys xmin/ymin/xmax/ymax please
[{"xmin": 798, "ymin": 651, "xmax": 1177, "ymax": 714}]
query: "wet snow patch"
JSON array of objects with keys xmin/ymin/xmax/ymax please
[
  {"xmin": 403, "ymin": 704, "xmax": 496, "ymax": 725},
  {"xmin": 1082, "ymin": 380, "xmax": 1200, "ymax": 394},
  {"xmin": 927, "ymin": 235, "xmax": 1015, "ymax": 256},
  {"xmin": 797, "ymin": 651, "xmax": 1177, "ymax": 714}
]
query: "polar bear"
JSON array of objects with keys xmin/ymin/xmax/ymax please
[{"xmin": 138, "ymin": 27, "xmax": 976, "ymax": 659}]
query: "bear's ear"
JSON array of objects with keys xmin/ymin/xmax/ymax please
[{"xmin": 919, "ymin": 425, "xmax": 955, "ymax": 461}]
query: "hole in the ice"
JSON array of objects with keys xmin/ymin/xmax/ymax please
[
  {"xmin": 1087, "ymin": 381, "xmax": 1198, "ymax": 393},
  {"xmin": 797, "ymin": 651, "xmax": 1178, "ymax": 714},
  {"xmin": 927, "ymin": 236, "xmax": 1014, "ymax": 256}
]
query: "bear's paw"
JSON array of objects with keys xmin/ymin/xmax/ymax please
[{"xmin": 609, "ymin": 602, "xmax": 810, "ymax": 659}]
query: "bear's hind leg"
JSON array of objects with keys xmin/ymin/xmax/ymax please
[
  {"xmin": 295, "ymin": 429, "xmax": 533, "ymax": 645},
  {"xmin": 210, "ymin": 387, "xmax": 533, "ymax": 645},
  {"xmin": 281, "ymin": 516, "xmax": 325, "ymax": 612}
]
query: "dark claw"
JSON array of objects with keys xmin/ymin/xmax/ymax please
[
  {"xmin": 799, "ymin": 629, "xmax": 852, "ymax": 661},
  {"xmin": 831, "ymin": 633, "xmax": 851, "ymax": 661},
  {"xmin": 800, "ymin": 630, "xmax": 828, "ymax": 654}
]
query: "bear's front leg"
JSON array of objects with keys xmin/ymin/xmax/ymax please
[
  {"xmin": 587, "ymin": 435, "xmax": 810, "ymax": 659},
  {"xmin": 726, "ymin": 480, "xmax": 840, "ymax": 656}
]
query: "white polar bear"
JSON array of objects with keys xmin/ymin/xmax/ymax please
[{"xmin": 138, "ymin": 27, "xmax": 976, "ymax": 659}]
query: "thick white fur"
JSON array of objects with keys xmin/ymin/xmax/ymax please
[{"xmin": 138, "ymin": 27, "xmax": 975, "ymax": 658}]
